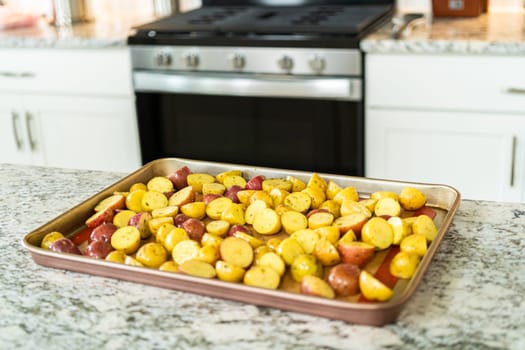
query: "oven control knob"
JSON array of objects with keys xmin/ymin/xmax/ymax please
[
  {"xmin": 309, "ymin": 55, "xmax": 326, "ymax": 74},
  {"xmin": 278, "ymin": 55, "xmax": 294, "ymax": 72},
  {"xmin": 229, "ymin": 53, "xmax": 245, "ymax": 70},
  {"xmin": 155, "ymin": 52, "xmax": 172, "ymax": 67},
  {"xmin": 183, "ymin": 53, "xmax": 200, "ymax": 69}
]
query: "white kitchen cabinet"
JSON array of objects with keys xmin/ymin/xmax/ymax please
[
  {"xmin": 0, "ymin": 94, "xmax": 31, "ymax": 164},
  {"xmin": 0, "ymin": 48, "xmax": 141, "ymax": 173},
  {"xmin": 365, "ymin": 53, "xmax": 525, "ymax": 202}
]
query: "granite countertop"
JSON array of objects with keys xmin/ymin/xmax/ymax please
[
  {"xmin": 0, "ymin": 16, "xmax": 154, "ymax": 49},
  {"xmin": 2, "ymin": 10, "xmax": 524, "ymax": 55},
  {"xmin": 0, "ymin": 163, "xmax": 523, "ymax": 349},
  {"xmin": 361, "ymin": 10, "xmax": 525, "ymax": 54}
]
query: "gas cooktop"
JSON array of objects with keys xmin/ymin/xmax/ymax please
[{"xmin": 129, "ymin": 4, "xmax": 394, "ymax": 48}]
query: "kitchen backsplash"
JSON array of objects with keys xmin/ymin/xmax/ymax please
[{"xmin": 3, "ymin": 0, "xmax": 521, "ymax": 24}]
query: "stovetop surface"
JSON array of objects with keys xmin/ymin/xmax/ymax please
[
  {"xmin": 138, "ymin": 5, "xmax": 389, "ymax": 35},
  {"xmin": 129, "ymin": 4, "xmax": 393, "ymax": 48}
]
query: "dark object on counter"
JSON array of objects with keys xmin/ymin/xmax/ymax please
[
  {"xmin": 391, "ymin": 13, "xmax": 425, "ymax": 39},
  {"xmin": 432, "ymin": 0, "xmax": 488, "ymax": 17}
]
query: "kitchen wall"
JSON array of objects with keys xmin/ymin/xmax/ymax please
[
  {"xmin": 396, "ymin": 0, "xmax": 524, "ymax": 14},
  {"xmin": 2, "ymin": 0, "xmax": 202, "ymax": 20}
]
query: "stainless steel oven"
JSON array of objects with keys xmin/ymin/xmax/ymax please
[{"xmin": 129, "ymin": 0, "xmax": 394, "ymax": 176}]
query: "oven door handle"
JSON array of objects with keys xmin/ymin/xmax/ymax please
[{"xmin": 133, "ymin": 71, "xmax": 361, "ymax": 101}]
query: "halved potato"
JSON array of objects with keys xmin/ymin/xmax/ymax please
[
  {"xmin": 290, "ymin": 229, "xmax": 319, "ymax": 254},
  {"xmin": 206, "ymin": 197, "xmax": 233, "ymax": 220},
  {"xmin": 412, "ymin": 215, "xmax": 438, "ymax": 242},
  {"xmin": 168, "ymin": 186, "xmax": 195, "ymax": 207},
  {"xmin": 215, "ymin": 170, "xmax": 242, "ymax": 184},
  {"xmin": 333, "ymin": 186, "xmax": 359, "ymax": 204},
  {"xmin": 277, "ymin": 237, "xmax": 305, "ymax": 265},
  {"xmin": 187, "ymin": 173, "xmax": 216, "ymax": 193},
  {"xmin": 374, "ymin": 197, "xmax": 401, "ymax": 218},
  {"xmin": 179, "ymin": 259, "xmax": 216, "ymax": 279},
  {"xmin": 286, "ymin": 175, "xmax": 307, "ymax": 192},
  {"xmin": 281, "ymin": 210, "xmax": 308, "ymax": 234},
  {"xmin": 262, "ymin": 178, "xmax": 293, "ymax": 193},
  {"xmin": 243, "ymin": 265, "xmax": 281, "ymax": 290},
  {"xmin": 252, "ymin": 208, "xmax": 281, "ymax": 235},
  {"xmin": 245, "ymin": 199, "xmax": 268, "ymax": 225},
  {"xmin": 400, "ymin": 234, "xmax": 427, "ymax": 257},
  {"xmin": 301, "ymin": 187, "xmax": 326, "ymax": 209},
  {"xmin": 147, "ymin": 176, "xmax": 174, "ymax": 193},
  {"xmin": 359, "ymin": 270, "xmax": 393, "ymax": 301},
  {"xmin": 361, "ymin": 217, "xmax": 394, "ymax": 250},
  {"xmin": 307, "ymin": 211, "xmax": 334, "ymax": 229},
  {"xmin": 223, "ymin": 175, "xmax": 247, "ymax": 189},
  {"xmin": 219, "ymin": 236, "xmax": 253, "ymax": 268},
  {"xmin": 256, "ymin": 251, "xmax": 286, "ymax": 276},
  {"xmin": 398, "ymin": 187, "xmax": 427, "ymax": 211},
  {"xmin": 389, "ymin": 251, "xmax": 420, "ymax": 279},
  {"xmin": 201, "ymin": 182, "xmax": 226, "ymax": 196},
  {"xmin": 306, "ymin": 173, "xmax": 327, "ymax": 193},
  {"xmin": 180, "ymin": 201, "xmax": 206, "ymax": 220},
  {"xmin": 215, "ymin": 260, "xmax": 245, "ymax": 282}
]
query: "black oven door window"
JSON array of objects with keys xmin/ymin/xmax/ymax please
[{"xmin": 136, "ymin": 93, "xmax": 363, "ymax": 175}]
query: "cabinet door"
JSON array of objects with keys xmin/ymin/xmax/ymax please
[
  {"xmin": 0, "ymin": 94, "xmax": 31, "ymax": 164},
  {"xmin": 24, "ymin": 95, "xmax": 142, "ymax": 173},
  {"xmin": 365, "ymin": 109, "xmax": 525, "ymax": 202}
]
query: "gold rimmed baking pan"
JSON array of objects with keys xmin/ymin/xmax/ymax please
[{"xmin": 22, "ymin": 158, "xmax": 460, "ymax": 326}]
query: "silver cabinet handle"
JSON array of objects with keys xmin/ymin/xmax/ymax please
[
  {"xmin": 510, "ymin": 136, "xmax": 517, "ymax": 187},
  {"xmin": 504, "ymin": 88, "xmax": 525, "ymax": 95},
  {"xmin": 11, "ymin": 111, "xmax": 24, "ymax": 150},
  {"xmin": 25, "ymin": 111, "xmax": 37, "ymax": 152}
]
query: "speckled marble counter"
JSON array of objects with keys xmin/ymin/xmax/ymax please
[
  {"xmin": 361, "ymin": 11, "xmax": 525, "ymax": 54},
  {"xmin": 0, "ymin": 163, "xmax": 524, "ymax": 349},
  {"xmin": 0, "ymin": 16, "xmax": 154, "ymax": 48}
]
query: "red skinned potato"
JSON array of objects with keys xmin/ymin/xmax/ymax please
[
  {"xmin": 174, "ymin": 213, "xmax": 191, "ymax": 227},
  {"xmin": 202, "ymin": 194, "xmax": 222, "ymax": 205},
  {"xmin": 94, "ymin": 194, "xmax": 125, "ymax": 212},
  {"xmin": 224, "ymin": 185, "xmax": 244, "ymax": 203},
  {"xmin": 128, "ymin": 212, "xmax": 153, "ymax": 239},
  {"xmin": 333, "ymin": 213, "xmax": 368, "ymax": 234},
  {"xmin": 85, "ymin": 208, "xmax": 114, "ymax": 229},
  {"xmin": 167, "ymin": 166, "xmax": 191, "ymax": 190},
  {"xmin": 306, "ymin": 208, "xmax": 330, "ymax": 218},
  {"xmin": 326, "ymin": 263, "xmax": 361, "ymax": 297},
  {"xmin": 300, "ymin": 275, "xmax": 335, "ymax": 299},
  {"xmin": 168, "ymin": 186, "xmax": 195, "ymax": 207},
  {"xmin": 49, "ymin": 238, "xmax": 81, "ymax": 255},
  {"xmin": 413, "ymin": 206, "xmax": 437, "ymax": 220},
  {"xmin": 228, "ymin": 224, "xmax": 249, "ymax": 236},
  {"xmin": 182, "ymin": 218, "xmax": 206, "ymax": 241},
  {"xmin": 89, "ymin": 223, "xmax": 118, "ymax": 243},
  {"xmin": 84, "ymin": 240, "xmax": 113, "ymax": 259},
  {"xmin": 246, "ymin": 175, "xmax": 265, "ymax": 190},
  {"xmin": 336, "ymin": 241, "xmax": 375, "ymax": 267}
]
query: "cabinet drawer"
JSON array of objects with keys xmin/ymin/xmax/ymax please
[
  {"xmin": 0, "ymin": 48, "xmax": 133, "ymax": 96},
  {"xmin": 366, "ymin": 54, "xmax": 525, "ymax": 113}
]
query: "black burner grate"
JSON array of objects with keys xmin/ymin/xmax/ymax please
[{"xmin": 138, "ymin": 5, "xmax": 392, "ymax": 35}]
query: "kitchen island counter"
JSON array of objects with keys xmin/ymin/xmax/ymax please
[{"xmin": 0, "ymin": 163, "xmax": 523, "ymax": 349}]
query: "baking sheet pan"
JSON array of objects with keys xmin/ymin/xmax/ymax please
[{"xmin": 22, "ymin": 158, "xmax": 460, "ymax": 326}]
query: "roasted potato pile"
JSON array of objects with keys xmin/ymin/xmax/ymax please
[{"xmin": 42, "ymin": 166, "xmax": 439, "ymax": 302}]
